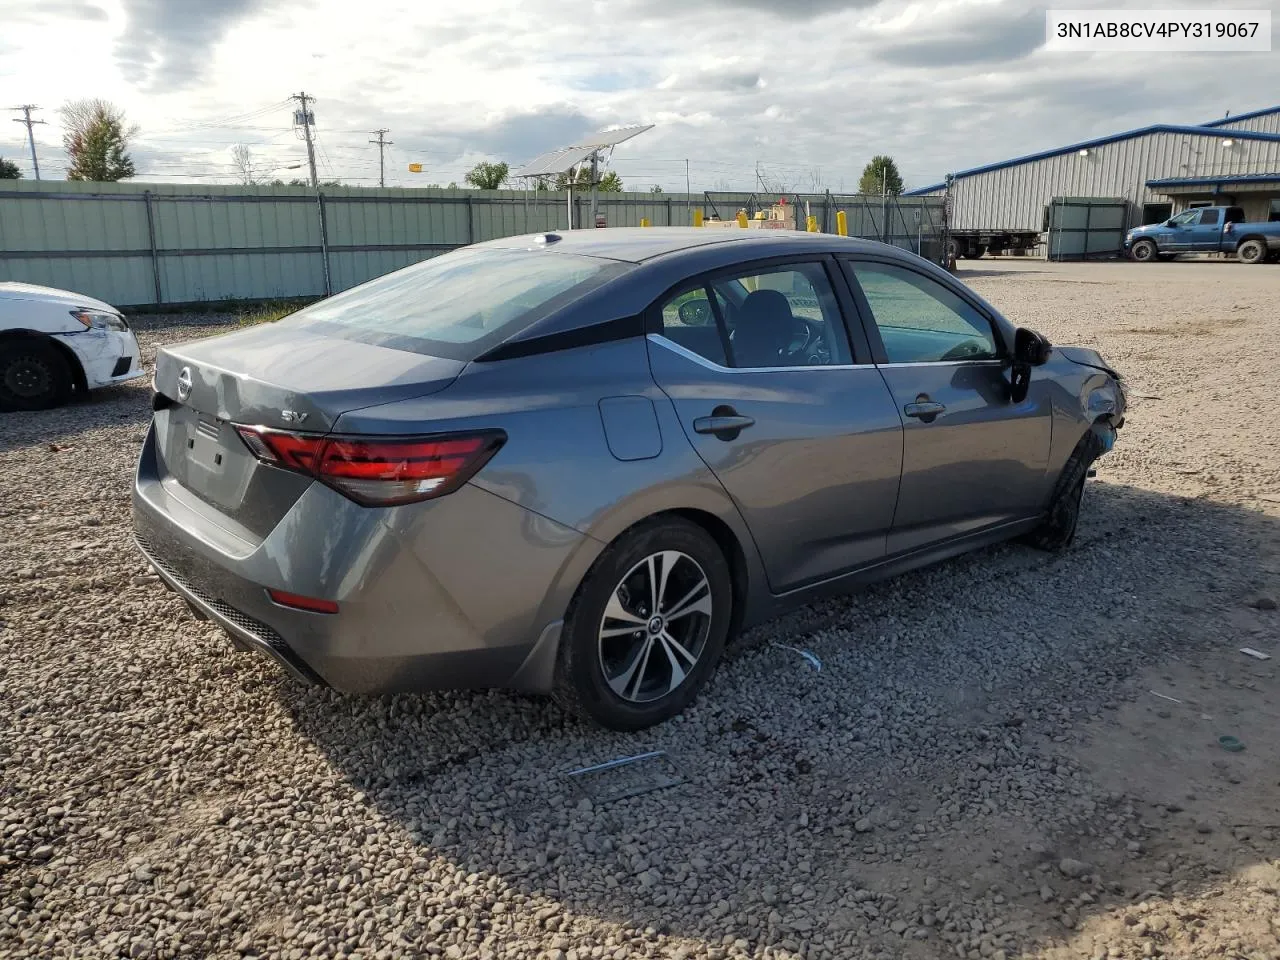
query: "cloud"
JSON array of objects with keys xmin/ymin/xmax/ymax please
[
  {"xmin": 661, "ymin": 66, "xmax": 766, "ymax": 93},
  {"xmin": 632, "ymin": 0, "xmax": 876, "ymax": 16},
  {"xmin": 871, "ymin": 5, "xmax": 1047, "ymax": 67},
  {"xmin": 5, "ymin": 0, "xmax": 107, "ymax": 22},
  {"xmin": 115, "ymin": 0, "xmax": 278, "ymax": 88}
]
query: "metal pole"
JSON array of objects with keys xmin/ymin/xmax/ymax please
[
  {"xmin": 293, "ymin": 92, "xmax": 319, "ymax": 190},
  {"xmin": 685, "ymin": 159, "xmax": 691, "ymax": 223},
  {"xmin": 316, "ymin": 191, "xmax": 332, "ymax": 296},
  {"xmin": 590, "ymin": 151, "xmax": 599, "ymax": 228},
  {"xmin": 10, "ymin": 106, "xmax": 45, "ymax": 180},
  {"xmin": 466, "ymin": 194, "xmax": 474, "ymax": 243},
  {"xmin": 143, "ymin": 190, "xmax": 162, "ymax": 304}
]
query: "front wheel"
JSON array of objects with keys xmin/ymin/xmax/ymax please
[
  {"xmin": 554, "ymin": 517, "xmax": 732, "ymax": 730},
  {"xmin": 1130, "ymin": 239, "xmax": 1157, "ymax": 262},
  {"xmin": 1024, "ymin": 431, "xmax": 1105, "ymax": 552},
  {"xmin": 0, "ymin": 338, "xmax": 74, "ymax": 412},
  {"xmin": 1237, "ymin": 239, "xmax": 1268, "ymax": 265}
]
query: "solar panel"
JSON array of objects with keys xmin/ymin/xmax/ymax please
[
  {"xmin": 511, "ymin": 125, "xmax": 655, "ymax": 178},
  {"xmin": 512, "ymin": 145, "xmax": 599, "ymax": 179},
  {"xmin": 576, "ymin": 124, "xmax": 654, "ymax": 149}
]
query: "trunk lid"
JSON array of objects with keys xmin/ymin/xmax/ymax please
[
  {"xmin": 154, "ymin": 322, "xmax": 465, "ymax": 430},
  {"xmin": 150, "ymin": 324, "xmax": 465, "ymax": 534}
]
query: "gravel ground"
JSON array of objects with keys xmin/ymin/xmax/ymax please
[{"xmin": 2, "ymin": 260, "xmax": 1277, "ymax": 960}]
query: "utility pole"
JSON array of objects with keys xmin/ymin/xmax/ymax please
[
  {"xmin": 369, "ymin": 128, "xmax": 392, "ymax": 188},
  {"xmin": 290, "ymin": 91, "xmax": 319, "ymax": 190},
  {"xmin": 10, "ymin": 105, "xmax": 45, "ymax": 180}
]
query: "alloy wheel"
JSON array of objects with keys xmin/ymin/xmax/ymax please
[{"xmin": 597, "ymin": 550, "xmax": 713, "ymax": 703}]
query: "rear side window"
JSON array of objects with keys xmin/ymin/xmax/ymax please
[
  {"xmin": 285, "ymin": 247, "xmax": 628, "ymax": 359},
  {"xmin": 1198, "ymin": 209, "xmax": 1221, "ymax": 226}
]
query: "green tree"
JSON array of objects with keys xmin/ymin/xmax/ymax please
[
  {"xmin": 0, "ymin": 157, "xmax": 21, "ymax": 179},
  {"xmin": 60, "ymin": 98, "xmax": 137, "ymax": 182},
  {"xmin": 465, "ymin": 161, "xmax": 509, "ymax": 190},
  {"xmin": 858, "ymin": 155, "xmax": 903, "ymax": 196},
  {"xmin": 555, "ymin": 168, "xmax": 623, "ymax": 192}
]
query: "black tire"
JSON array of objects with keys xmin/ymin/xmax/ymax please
[
  {"xmin": 962, "ymin": 244, "xmax": 986, "ymax": 259},
  {"xmin": 553, "ymin": 517, "xmax": 733, "ymax": 730},
  {"xmin": 0, "ymin": 338, "xmax": 74, "ymax": 412},
  {"xmin": 1236, "ymin": 238, "xmax": 1268, "ymax": 265},
  {"xmin": 945, "ymin": 238, "xmax": 963, "ymax": 261},
  {"xmin": 1024, "ymin": 430, "xmax": 1105, "ymax": 552},
  {"xmin": 1130, "ymin": 239, "xmax": 1158, "ymax": 263}
]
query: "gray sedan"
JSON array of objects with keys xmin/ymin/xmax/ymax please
[{"xmin": 133, "ymin": 229, "xmax": 1125, "ymax": 730}]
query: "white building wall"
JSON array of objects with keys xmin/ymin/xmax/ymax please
[{"xmin": 944, "ymin": 132, "xmax": 1280, "ymax": 231}]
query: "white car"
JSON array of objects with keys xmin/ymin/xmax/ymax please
[{"xmin": 0, "ymin": 282, "xmax": 144, "ymax": 411}]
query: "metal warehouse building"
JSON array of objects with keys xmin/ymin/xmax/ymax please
[{"xmin": 907, "ymin": 104, "xmax": 1280, "ymax": 257}]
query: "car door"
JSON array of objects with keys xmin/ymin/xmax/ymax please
[
  {"xmin": 1186, "ymin": 207, "xmax": 1222, "ymax": 249},
  {"xmin": 841, "ymin": 258, "xmax": 1052, "ymax": 556},
  {"xmin": 1161, "ymin": 209, "xmax": 1201, "ymax": 250},
  {"xmin": 646, "ymin": 257, "xmax": 903, "ymax": 593}
]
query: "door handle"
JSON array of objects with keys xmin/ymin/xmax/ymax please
[
  {"xmin": 693, "ymin": 414, "xmax": 756, "ymax": 435},
  {"xmin": 904, "ymin": 400, "xmax": 946, "ymax": 421}
]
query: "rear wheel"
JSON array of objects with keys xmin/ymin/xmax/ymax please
[
  {"xmin": 1130, "ymin": 239, "xmax": 1157, "ymax": 262},
  {"xmin": 0, "ymin": 338, "xmax": 73, "ymax": 412},
  {"xmin": 1237, "ymin": 238, "xmax": 1268, "ymax": 265},
  {"xmin": 554, "ymin": 517, "xmax": 732, "ymax": 730},
  {"xmin": 962, "ymin": 244, "xmax": 986, "ymax": 259}
]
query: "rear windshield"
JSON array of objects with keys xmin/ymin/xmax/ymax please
[{"xmin": 285, "ymin": 246, "xmax": 629, "ymax": 359}]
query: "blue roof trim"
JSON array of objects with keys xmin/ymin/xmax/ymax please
[
  {"xmin": 1147, "ymin": 173, "xmax": 1280, "ymax": 187},
  {"xmin": 1201, "ymin": 105, "xmax": 1280, "ymax": 128},
  {"xmin": 905, "ymin": 122, "xmax": 1280, "ymax": 195}
]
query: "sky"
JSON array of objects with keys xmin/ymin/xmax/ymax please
[{"xmin": 2, "ymin": 0, "xmax": 1277, "ymax": 192}]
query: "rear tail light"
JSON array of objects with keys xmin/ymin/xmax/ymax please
[
  {"xmin": 268, "ymin": 589, "xmax": 339, "ymax": 614},
  {"xmin": 235, "ymin": 426, "xmax": 504, "ymax": 506}
]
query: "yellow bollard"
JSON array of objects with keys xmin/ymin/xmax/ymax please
[
  {"xmin": 736, "ymin": 211, "xmax": 749, "ymax": 228},
  {"xmin": 836, "ymin": 210, "xmax": 848, "ymax": 237},
  {"xmin": 693, "ymin": 208, "xmax": 704, "ymax": 227},
  {"xmin": 640, "ymin": 217, "xmax": 651, "ymax": 227},
  {"xmin": 806, "ymin": 215, "xmax": 819, "ymax": 233}
]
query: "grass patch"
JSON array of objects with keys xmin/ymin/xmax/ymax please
[{"xmin": 236, "ymin": 300, "xmax": 311, "ymax": 327}]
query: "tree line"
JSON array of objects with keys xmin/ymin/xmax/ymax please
[{"xmin": 0, "ymin": 98, "xmax": 908, "ymax": 195}]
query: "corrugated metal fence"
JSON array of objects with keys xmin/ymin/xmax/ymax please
[{"xmin": 0, "ymin": 181, "xmax": 946, "ymax": 309}]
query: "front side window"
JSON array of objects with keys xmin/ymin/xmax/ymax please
[
  {"xmin": 1170, "ymin": 210, "xmax": 1200, "ymax": 225},
  {"xmin": 1197, "ymin": 209, "xmax": 1221, "ymax": 226},
  {"xmin": 847, "ymin": 261, "xmax": 999, "ymax": 364},
  {"xmin": 658, "ymin": 262, "xmax": 853, "ymax": 369}
]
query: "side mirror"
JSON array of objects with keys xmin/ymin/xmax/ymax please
[
  {"xmin": 677, "ymin": 297, "xmax": 713, "ymax": 326},
  {"xmin": 1014, "ymin": 327, "xmax": 1052, "ymax": 366},
  {"xmin": 1165, "ymin": 219, "xmax": 1177, "ymax": 227}
]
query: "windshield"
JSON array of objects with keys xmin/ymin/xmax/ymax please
[{"xmin": 285, "ymin": 247, "xmax": 628, "ymax": 359}]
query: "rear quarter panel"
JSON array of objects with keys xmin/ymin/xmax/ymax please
[{"xmin": 334, "ymin": 336, "xmax": 770, "ymax": 627}]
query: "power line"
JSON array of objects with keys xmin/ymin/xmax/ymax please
[
  {"xmin": 369, "ymin": 129, "xmax": 393, "ymax": 188},
  {"xmin": 9, "ymin": 105, "xmax": 46, "ymax": 180}
]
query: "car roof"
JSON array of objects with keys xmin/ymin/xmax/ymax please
[{"xmin": 476, "ymin": 227, "xmax": 889, "ymax": 263}]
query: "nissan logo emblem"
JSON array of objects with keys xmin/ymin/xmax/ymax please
[{"xmin": 176, "ymin": 366, "xmax": 193, "ymax": 401}]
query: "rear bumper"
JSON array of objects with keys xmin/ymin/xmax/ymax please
[{"xmin": 131, "ymin": 422, "xmax": 594, "ymax": 694}]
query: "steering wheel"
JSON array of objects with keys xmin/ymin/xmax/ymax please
[{"xmin": 939, "ymin": 340, "xmax": 986, "ymax": 361}]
